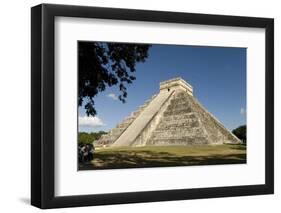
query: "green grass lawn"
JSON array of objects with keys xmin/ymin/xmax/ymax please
[{"xmin": 79, "ymin": 144, "xmax": 246, "ymax": 170}]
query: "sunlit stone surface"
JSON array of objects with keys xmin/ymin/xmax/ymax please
[{"xmin": 95, "ymin": 77, "xmax": 241, "ymax": 147}]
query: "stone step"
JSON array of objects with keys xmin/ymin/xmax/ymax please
[
  {"xmin": 156, "ymin": 119, "xmax": 200, "ymax": 129},
  {"xmin": 163, "ymin": 107, "xmax": 192, "ymax": 116},
  {"xmin": 147, "ymin": 137, "xmax": 209, "ymax": 145},
  {"xmin": 166, "ymin": 102, "xmax": 191, "ymax": 110},
  {"xmin": 174, "ymin": 92, "xmax": 188, "ymax": 99},
  {"xmin": 116, "ymin": 122, "xmax": 132, "ymax": 129},
  {"xmin": 112, "ymin": 91, "xmax": 173, "ymax": 147},
  {"xmin": 150, "ymin": 127, "xmax": 204, "ymax": 139},
  {"xmin": 169, "ymin": 98, "xmax": 190, "ymax": 105},
  {"xmin": 95, "ymin": 93, "xmax": 158, "ymax": 146},
  {"xmin": 161, "ymin": 113, "xmax": 197, "ymax": 121},
  {"xmin": 110, "ymin": 128, "xmax": 126, "ymax": 135}
]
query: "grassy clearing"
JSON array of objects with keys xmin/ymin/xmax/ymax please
[{"xmin": 79, "ymin": 144, "xmax": 246, "ymax": 170}]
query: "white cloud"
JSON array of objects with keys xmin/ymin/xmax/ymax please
[
  {"xmin": 79, "ymin": 115, "xmax": 105, "ymax": 127},
  {"xmin": 240, "ymin": 107, "xmax": 246, "ymax": 115},
  {"xmin": 107, "ymin": 93, "xmax": 118, "ymax": 101}
]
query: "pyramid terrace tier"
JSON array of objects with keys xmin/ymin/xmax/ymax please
[
  {"xmin": 94, "ymin": 94, "xmax": 157, "ymax": 147},
  {"xmin": 94, "ymin": 78, "xmax": 241, "ymax": 147}
]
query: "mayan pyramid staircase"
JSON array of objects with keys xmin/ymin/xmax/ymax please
[
  {"xmin": 96, "ymin": 94, "xmax": 157, "ymax": 146},
  {"xmin": 95, "ymin": 78, "xmax": 241, "ymax": 147}
]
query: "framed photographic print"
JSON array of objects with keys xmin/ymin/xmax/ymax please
[{"xmin": 31, "ymin": 3, "xmax": 274, "ymax": 209}]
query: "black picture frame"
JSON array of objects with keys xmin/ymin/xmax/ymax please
[{"xmin": 31, "ymin": 3, "xmax": 274, "ymax": 209}]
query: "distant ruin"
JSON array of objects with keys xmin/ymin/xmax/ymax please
[{"xmin": 95, "ymin": 77, "xmax": 241, "ymax": 147}]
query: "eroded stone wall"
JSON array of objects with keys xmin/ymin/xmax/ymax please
[
  {"xmin": 146, "ymin": 91, "xmax": 209, "ymax": 145},
  {"xmin": 95, "ymin": 78, "xmax": 241, "ymax": 147},
  {"xmin": 94, "ymin": 94, "xmax": 157, "ymax": 147}
]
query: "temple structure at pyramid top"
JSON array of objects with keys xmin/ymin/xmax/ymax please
[
  {"xmin": 159, "ymin": 77, "xmax": 193, "ymax": 96},
  {"xmin": 95, "ymin": 77, "xmax": 241, "ymax": 147}
]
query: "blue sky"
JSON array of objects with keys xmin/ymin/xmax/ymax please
[{"xmin": 79, "ymin": 44, "xmax": 246, "ymax": 133}]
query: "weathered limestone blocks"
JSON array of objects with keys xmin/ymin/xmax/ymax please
[
  {"xmin": 160, "ymin": 77, "xmax": 193, "ymax": 96},
  {"xmin": 95, "ymin": 94, "xmax": 157, "ymax": 146},
  {"xmin": 112, "ymin": 90, "xmax": 173, "ymax": 147},
  {"xmin": 95, "ymin": 77, "xmax": 241, "ymax": 147},
  {"xmin": 132, "ymin": 91, "xmax": 175, "ymax": 146},
  {"xmin": 179, "ymin": 91, "xmax": 241, "ymax": 144}
]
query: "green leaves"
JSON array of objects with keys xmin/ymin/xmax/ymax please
[
  {"xmin": 78, "ymin": 131, "xmax": 107, "ymax": 145},
  {"xmin": 232, "ymin": 125, "xmax": 246, "ymax": 143},
  {"xmin": 79, "ymin": 42, "xmax": 151, "ymax": 116}
]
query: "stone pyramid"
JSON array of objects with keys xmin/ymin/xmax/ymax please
[{"xmin": 96, "ymin": 77, "xmax": 241, "ymax": 147}]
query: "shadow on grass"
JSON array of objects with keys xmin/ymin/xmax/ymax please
[
  {"xmin": 79, "ymin": 146, "xmax": 246, "ymax": 170},
  {"xmin": 226, "ymin": 144, "xmax": 247, "ymax": 150}
]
